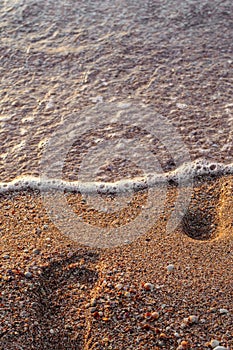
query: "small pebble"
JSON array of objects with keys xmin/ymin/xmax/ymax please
[
  {"xmin": 219, "ymin": 308, "xmax": 229, "ymax": 314},
  {"xmin": 167, "ymin": 264, "xmax": 174, "ymax": 272},
  {"xmin": 188, "ymin": 315, "xmax": 199, "ymax": 323},
  {"xmin": 24, "ymin": 271, "xmax": 32, "ymax": 279},
  {"xmin": 143, "ymin": 282, "xmax": 154, "ymax": 291},
  {"xmin": 210, "ymin": 339, "xmax": 220, "ymax": 348},
  {"xmin": 176, "ymin": 102, "xmax": 188, "ymax": 109},
  {"xmin": 210, "ymin": 307, "xmax": 217, "ymax": 313},
  {"xmin": 180, "ymin": 322, "xmax": 187, "ymax": 329},
  {"xmin": 180, "ymin": 340, "xmax": 189, "ymax": 349},
  {"xmin": 151, "ymin": 311, "xmax": 159, "ymax": 319},
  {"xmin": 32, "ymin": 249, "xmax": 40, "ymax": 255},
  {"xmin": 45, "ymin": 101, "xmax": 54, "ymax": 110},
  {"xmin": 213, "ymin": 347, "xmax": 227, "ymax": 350},
  {"xmin": 90, "ymin": 298, "xmax": 97, "ymax": 307},
  {"xmin": 159, "ymin": 332, "xmax": 168, "ymax": 339},
  {"xmin": 20, "ymin": 311, "xmax": 27, "ymax": 317},
  {"xmin": 144, "ymin": 312, "xmax": 152, "ymax": 319},
  {"xmin": 90, "ymin": 95, "xmax": 103, "ymax": 103},
  {"xmin": 3, "ymin": 254, "xmax": 10, "ymax": 259},
  {"xmin": 115, "ymin": 283, "xmax": 123, "ymax": 290}
]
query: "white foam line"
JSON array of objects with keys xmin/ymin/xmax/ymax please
[{"xmin": 0, "ymin": 159, "xmax": 232, "ymax": 195}]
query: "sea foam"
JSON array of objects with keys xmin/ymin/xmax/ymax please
[{"xmin": 0, "ymin": 159, "xmax": 232, "ymax": 195}]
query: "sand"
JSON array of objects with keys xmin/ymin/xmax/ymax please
[
  {"xmin": 0, "ymin": 176, "xmax": 232, "ymax": 350},
  {"xmin": 1, "ymin": 1, "xmax": 233, "ymax": 348}
]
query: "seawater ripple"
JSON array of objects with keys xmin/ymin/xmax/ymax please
[{"xmin": 0, "ymin": 159, "xmax": 233, "ymax": 195}]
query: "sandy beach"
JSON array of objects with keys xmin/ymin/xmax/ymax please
[
  {"xmin": 1, "ymin": 175, "xmax": 232, "ymax": 349},
  {"xmin": 1, "ymin": 0, "xmax": 233, "ymax": 349}
]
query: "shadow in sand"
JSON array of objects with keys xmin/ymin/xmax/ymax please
[
  {"xmin": 1, "ymin": 250, "xmax": 99, "ymax": 350},
  {"xmin": 181, "ymin": 176, "xmax": 233, "ymax": 241}
]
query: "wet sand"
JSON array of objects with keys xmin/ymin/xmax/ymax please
[{"xmin": 0, "ymin": 176, "xmax": 232, "ymax": 350}]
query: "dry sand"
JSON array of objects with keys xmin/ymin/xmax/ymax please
[{"xmin": 0, "ymin": 175, "xmax": 232, "ymax": 350}]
